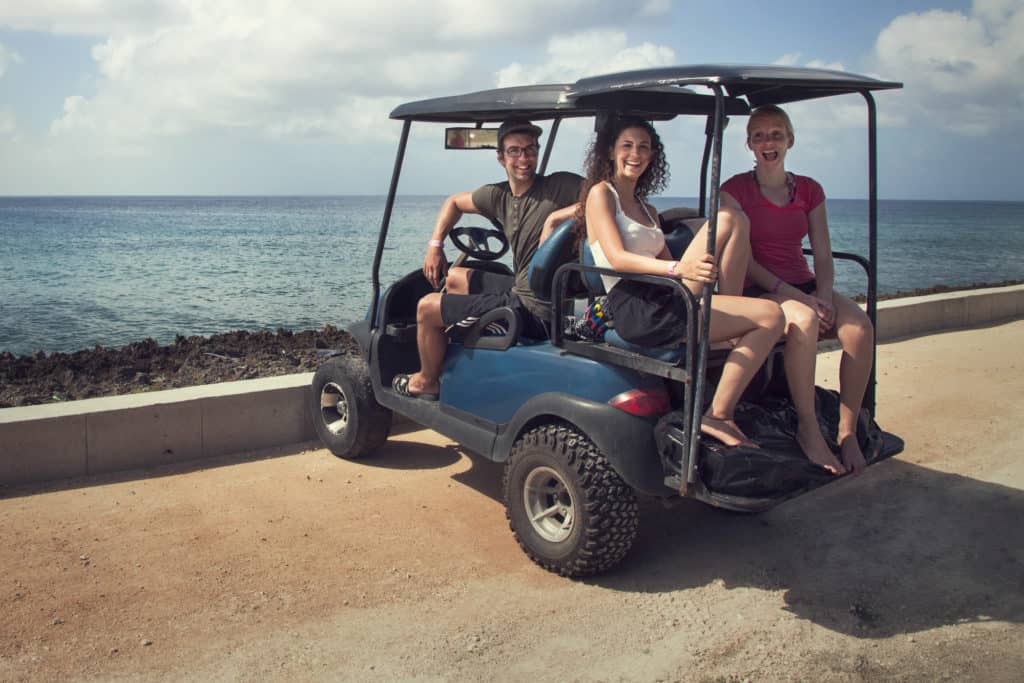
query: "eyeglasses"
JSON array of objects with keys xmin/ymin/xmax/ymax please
[{"xmin": 503, "ymin": 144, "xmax": 540, "ymax": 158}]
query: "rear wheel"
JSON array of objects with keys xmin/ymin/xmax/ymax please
[
  {"xmin": 310, "ymin": 354, "xmax": 391, "ymax": 459},
  {"xmin": 503, "ymin": 423, "xmax": 639, "ymax": 577}
]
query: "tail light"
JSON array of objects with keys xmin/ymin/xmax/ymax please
[{"xmin": 608, "ymin": 388, "xmax": 671, "ymax": 417}]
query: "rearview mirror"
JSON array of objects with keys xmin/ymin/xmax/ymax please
[{"xmin": 445, "ymin": 127, "xmax": 499, "ymax": 150}]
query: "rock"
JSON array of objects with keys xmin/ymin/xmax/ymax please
[{"xmin": 0, "ymin": 326, "xmax": 359, "ymax": 408}]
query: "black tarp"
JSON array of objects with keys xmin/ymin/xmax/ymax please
[{"xmin": 695, "ymin": 387, "xmax": 903, "ymax": 498}]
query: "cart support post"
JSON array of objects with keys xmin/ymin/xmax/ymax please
[
  {"xmin": 698, "ymin": 114, "xmax": 715, "ymax": 217},
  {"xmin": 683, "ymin": 84, "xmax": 726, "ymax": 493},
  {"xmin": 539, "ymin": 117, "xmax": 561, "ymax": 176},
  {"xmin": 370, "ymin": 120, "xmax": 412, "ymax": 332},
  {"xmin": 862, "ymin": 91, "xmax": 879, "ymax": 418}
]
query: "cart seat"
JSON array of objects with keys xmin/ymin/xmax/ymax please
[
  {"xmin": 527, "ymin": 219, "xmax": 579, "ymax": 302},
  {"xmin": 455, "ymin": 218, "xmax": 579, "ymax": 351},
  {"xmin": 578, "ymin": 236, "xmax": 690, "ymax": 363},
  {"xmin": 603, "ymin": 329, "xmax": 685, "ymax": 362}
]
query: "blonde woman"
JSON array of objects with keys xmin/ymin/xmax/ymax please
[{"xmin": 721, "ymin": 105, "xmax": 874, "ymax": 474}]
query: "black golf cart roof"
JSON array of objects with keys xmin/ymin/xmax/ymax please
[{"xmin": 390, "ymin": 64, "xmax": 902, "ymax": 123}]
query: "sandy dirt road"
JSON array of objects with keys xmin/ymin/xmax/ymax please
[{"xmin": 2, "ymin": 320, "xmax": 1023, "ymax": 681}]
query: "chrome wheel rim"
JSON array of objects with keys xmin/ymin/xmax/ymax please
[
  {"xmin": 523, "ymin": 466, "xmax": 575, "ymax": 543},
  {"xmin": 319, "ymin": 382, "xmax": 349, "ymax": 435}
]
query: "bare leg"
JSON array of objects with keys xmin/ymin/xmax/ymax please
[
  {"xmin": 444, "ymin": 267, "xmax": 471, "ymax": 295},
  {"xmin": 699, "ymin": 295, "xmax": 785, "ymax": 446},
  {"xmin": 831, "ymin": 292, "xmax": 874, "ymax": 474},
  {"xmin": 769, "ymin": 296, "xmax": 845, "ymax": 474},
  {"xmin": 405, "ymin": 293, "xmax": 445, "ymax": 396},
  {"xmin": 683, "ymin": 206, "xmax": 751, "ymax": 296}
]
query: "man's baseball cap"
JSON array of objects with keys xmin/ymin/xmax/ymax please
[{"xmin": 497, "ymin": 118, "xmax": 543, "ymax": 148}]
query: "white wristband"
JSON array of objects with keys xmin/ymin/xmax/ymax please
[
  {"xmin": 428, "ymin": 239, "xmax": 443, "ymax": 248},
  {"xmin": 667, "ymin": 260, "xmax": 678, "ymax": 277}
]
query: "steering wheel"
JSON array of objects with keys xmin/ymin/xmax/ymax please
[{"xmin": 449, "ymin": 226, "xmax": 509, "ymax": 262}]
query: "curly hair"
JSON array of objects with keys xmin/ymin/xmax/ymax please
[{"xmin": 573, "ymin": 117, "xmax": 670, "ymax": 244}]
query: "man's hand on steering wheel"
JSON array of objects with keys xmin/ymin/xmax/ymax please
[{"xmin": 423, "ymin": 241, "xmax": 448, "ymax": 290}]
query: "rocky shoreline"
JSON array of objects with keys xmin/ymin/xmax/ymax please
[
  {"xmin": 2, "ymin": 280, "xmax": 1019, "ymax": 409},
  {"xmin": 1, "ymin": 326, "xmax": 358, "ymax": 409}
]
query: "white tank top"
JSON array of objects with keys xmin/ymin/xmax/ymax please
[{"xmin": 589, "ymin": 182, "xmax": 664, "ymax": 292}]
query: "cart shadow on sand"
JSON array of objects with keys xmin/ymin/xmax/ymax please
[
  {"xmin": 450, "ymin": 451, "xmax": 1024, "ymax": 638},
  {"xmin": 0, "ymin": 432, "xmax": 465, "ymax": 500}
]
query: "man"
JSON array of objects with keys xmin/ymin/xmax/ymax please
[{"xmin": 391, "ymin": 118, "xmax": 582, "ymax": 400}]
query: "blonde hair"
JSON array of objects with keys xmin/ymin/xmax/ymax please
[{"xmin": 747, "ymin": 105, "xmax": 794, "ymax": 146}]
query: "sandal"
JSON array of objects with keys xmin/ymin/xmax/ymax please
[{"xmin": 392, "ymin": 373, "xmax": 439, "ymax": 401}]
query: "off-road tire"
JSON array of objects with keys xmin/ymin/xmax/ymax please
[
  {"xmin": 504, "ymin": 423, "xmax": 639, "ymax": 577},
  {"xmin": 310, "ymin": 354, "xmax": 391, "ymax": 459}
]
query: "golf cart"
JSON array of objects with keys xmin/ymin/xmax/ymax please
[{"xmin": 311, "ymin": 65, "xmax": 904, "ymax": 577}]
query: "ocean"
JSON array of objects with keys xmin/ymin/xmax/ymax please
[{"xmin": 1, "ymin": 195, "xmax": 1022, "ymax": 356}]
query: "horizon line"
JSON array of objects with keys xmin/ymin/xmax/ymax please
[{"xmin": 2, "ymin": 194, "xmax": 1021, "ymax": 203}]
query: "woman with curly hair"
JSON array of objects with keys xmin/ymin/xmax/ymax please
[{"xmin": 578, "ymin": 117, "xmax": 784, "ymax": 447}]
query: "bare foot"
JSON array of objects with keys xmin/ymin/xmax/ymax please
[
  {"xmin": 839, "ymin": 434, "xmax": 867, "ymax": 475},
  {"xmin": 796, "ymin": 420, "xmax": 845, "ymax": 475},
  {"xmin": 701, "ymin": 413, "xmax": 758, "ymax": 448}
]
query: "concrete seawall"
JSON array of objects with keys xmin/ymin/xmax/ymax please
[{"xmin": 3, "ymin": 284, "xmax": 1023, "ymax": 486}]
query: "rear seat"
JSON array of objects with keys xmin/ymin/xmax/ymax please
[
  {"xmin": 576, "ymin": 209, "xmax": 705, "ymax": 363},
  {"xmin": 565, "ymin": 207, "xmax": 781, "ymax": 394}
]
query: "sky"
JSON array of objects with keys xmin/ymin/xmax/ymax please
[{"xmin": 1, "ymin": 0, "xmax": 1022, "ymax": 200}]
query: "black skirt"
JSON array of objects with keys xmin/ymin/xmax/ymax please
[
  {"xmin": 606, "ymin": 279, "xmax": 689, "ymax": 347},
  {"xmin": 743, "ymin": 278, "xmax": 817, "ymax": 298}
]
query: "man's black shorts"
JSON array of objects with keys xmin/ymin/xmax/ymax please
[{"xmin": 440, "ymin": 270, "xmax": 548, "ymax": 338}]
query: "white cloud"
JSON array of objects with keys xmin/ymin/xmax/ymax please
[
  {"xmin": 0, "ymin": 41, "xmax": 23, "ymax": 78},
  {"xmin": 0, "ymin": 107, "xmax": 16, "ymax": 136},
  {"xmin": 640, "ymin": 0, "xmax": 672, "ymax": 15},
  {"xmin": 772, "ymin": 53, "xmax": 846, "ymax": 74},
  {"xmin": 2, "ymin": 0, "xmax": 678, "ymax": 192},
  {"xmin": 0, "ymin": 1, "xmax": 188, "ymax": 35},
  {"xmin": 804, "ymin": 58, "xmax": 846, "ymax": 73},
  {"xmin": 496, "ymin": 29, "xmax": 676, "ymax": 87},
  {"xmin": 265, "ymin": 95, "xmax": 405, "ymax": 141},
  {"xmin": 873, "ymin": 1, "xmax": 1024, "ymax": 135},
  {"xmin": 25, "ymin": 1, "xmax": 666, "ymax": 152}
]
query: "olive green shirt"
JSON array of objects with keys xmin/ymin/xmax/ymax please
[{"xmin": 471, "ymin": 171, "xmax": 582, "ymax": 318}]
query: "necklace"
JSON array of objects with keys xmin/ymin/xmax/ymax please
[{"xmin": 752, "ymin": 169, "xmax": 796, "ymax": 204}]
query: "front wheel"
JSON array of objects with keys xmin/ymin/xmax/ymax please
[
  {"xmin": 503, "ymin": 424, "xmax": 639, "ymax": 577},
  {"xmin": 310, "ymin": 354, "xmax": 391, "ymax": 459}
]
